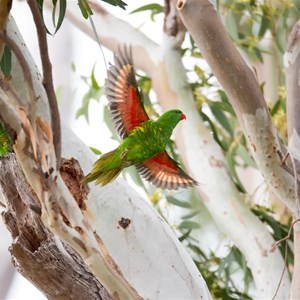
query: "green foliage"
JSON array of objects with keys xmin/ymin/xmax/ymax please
[
  {"xmin": 220, "ymin": 0, "xmax": 300, "ymax": 66},
  {"xmin": 130, "ymin": 3, "xmax": 164, "ymax": 21},
  {"xmin": 0, "ymin": 46, "xmax": 12, "ymax": 78},
  {"xmin": 39, "ymin": 0, "xmax": 127, "ymax": 33},
  {"xmin": 101, "ymin": 0, "xmax": 127, "ymax": 10},
  {"xmin": 0, "ymin": 123, "xmax": 12, "ymax": 156},
  {"xmin": 89, "ymin": 146, "xmax": 102, "ymax": 156},
  {"xmin": 75, "ymin": 65, "xmax": 104, "ymax": 123},
  {"xmin": 252, "ymin": 205, "xmax": 293, "ymax": 270},
  {"xmin": 52, "ymin": 0, "xmax": 67, "ymax": 32}
]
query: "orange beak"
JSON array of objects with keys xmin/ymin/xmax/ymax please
[{"xmin": 180, "ymin": 113, "xmax": 186, "ymax": 120}]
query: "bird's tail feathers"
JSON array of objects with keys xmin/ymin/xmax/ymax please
[
  {"xmin": 82, "ymin": 150, "xmax": 121, "ymax": 186},
  {"xmin": 95, "ymin": 168, "xmax": 122, "ymax": 186}
]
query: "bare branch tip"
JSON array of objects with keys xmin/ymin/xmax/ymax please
[{"xmin": 176, "ymin": 0, "xmax": 186, "ymax": 11}]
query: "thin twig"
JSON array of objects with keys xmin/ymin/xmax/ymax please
[
  {"xmin": 88, "ymin": 15, "xmax": 108, "ymax": 71},
  {"xmin": 0, "ymin": 199, "xmax": 6, "ymax": 208},
  {"xmin": 290, "ymin": 153, "xmax": 300, "ymax": 218},
  {"xmin": 27, "ymin": 0, "xmax": 61, "ymax": 168},
  {"xmin": 0, "ymin": 31, "xmax": 36, "ymax": 124},
  {"xmin": 272, "ymin": 236, "xmax": 289, "ymax": 300},
  {"xmin": 270, "ymin": 218, "xmax": 300, "ymax": 299}
]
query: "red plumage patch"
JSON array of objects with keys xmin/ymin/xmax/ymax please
[
  {"xmin": 105, "ymin": 46, "xmax": 148, "ymax": 138},
  {"xmin": 136, "ymin": 152, "xmax": 197, "ymax": 190}
]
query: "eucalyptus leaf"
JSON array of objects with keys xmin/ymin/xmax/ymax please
[
  {"xmin": 226, "ymin": 149, "xmax": 246, "ymax": 193},
  {"xmin": 166, "ymin": 196, "xmax": 191, "ymax": 208},
  {"xmin": 101, "ymin": 0, "xmax": 127, "ymax": 10},
  {"xmin": 236, "ymin": 144, "xmax": 256, "ymax": 168},
  {"xmin": 258, "ymin": 14, "xmax": 270, "ymax": 37},
  {"xmin": 89, "ymin": 146, "xmax": 102, "ymax": 155},
  {"xmin": 226, "ymin": 11, "xmax": 239, "ymax": 41},
  {"xmin": 0, "ymin": 123, "xmax": 12, "ymax": 156},
  {"xmin": 179, "ymin": 221, "xmax": 200, "ymax": 230},
  {"xmin": 0, "ymin": 46, "xmax": 12, "ymax": 77},
  {"xmin": 130, "ymin": 3, "xmax": 163, "ymax": 16},
  {"xmin": 56, "ymin": 0, "xmax": 67, "ymax": 33},
  {"xmin": 178, "ymin": 230, "xmax": 192, "ymax": 242},
  {"xmin": 181, "ymin": 210, "xmax": 200, "ymax": 220},
  {"xmin": 210, "ymin": 104, "xmax": 233, "ymax": 137}
]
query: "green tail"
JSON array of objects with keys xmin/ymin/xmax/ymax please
[{"xmin": 82, "ymin": 150, "xmax": 122, "ymax": 186}]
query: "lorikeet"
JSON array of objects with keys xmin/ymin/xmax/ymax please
[{"xmin": 82, "ymin": 46, "xmax": 197, "ymax": 190}]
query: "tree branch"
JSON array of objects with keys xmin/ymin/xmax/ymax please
[
  {"xmin": 0, "ymin": 154, "xmax": 112, "ymax": 300},
  {"xmin": 175, "ymin": 0, "xmax": 297, "ymax": 215},
  {"xmin": 285, "ymin": 20, "xmax": 300, "ymax": 138},
  {"xmin": 27, "ymin": 0, "xmax": 61, "ymax": 168},
  {"xmin": 284, "ymin": 18, "xmax": 300, "ymax": 300}
]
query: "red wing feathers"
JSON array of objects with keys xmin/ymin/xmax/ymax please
[
  {"xmin": 136, "ymin": 151, "xmax": 197, "ymax": 190},
  {"xmin": 105, "ymin": 46, "xmax": 149, "ymax": 139}
]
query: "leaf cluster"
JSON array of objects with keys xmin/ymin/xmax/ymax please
[
  {"xmin": 0, "ymin": 123, "xmax": 12, "ymax": 156},
  {"xmin": 74, "ymin": 64, "xmax": 104, "ymax": 123},
  {"xmin": 219, "ymin": 0, "xmax": 300, "ymax": 63}
]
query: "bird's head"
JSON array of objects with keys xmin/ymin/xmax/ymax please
[
  {"xmin": 158, "ymin": 109, "xmax": 186, "ymax": 128},
  {"xmin": 168, "ymin": 109, "xmax": 186, "ymax": 122}
]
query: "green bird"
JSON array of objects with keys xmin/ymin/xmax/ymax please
[{"xmin": 82, "ymin": 46, "xmax": 197, "ymax": 190}]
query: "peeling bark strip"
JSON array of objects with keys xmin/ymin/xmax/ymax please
[
  {"xmin": 27, "ymin": 0, "xmax": 61, "ymax": 168},
  {"xmin": 0, "ymin": 154, "xmax": 112, "ymax": 300}
]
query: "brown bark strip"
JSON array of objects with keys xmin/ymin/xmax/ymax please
[
  {"xmin": 0, "ymin": 154, "xmax": 112, "ymax": 300},
  {"xmin": 164, "ymin": 0, "xmax": 185, "ymax": 39},
  {"xmin": 27, "ymin": 0, "xmax": 61, "ymax": 169},
  {"xmin": 0, "ymin": 31, "xmax": 36, "ymax": 125}
]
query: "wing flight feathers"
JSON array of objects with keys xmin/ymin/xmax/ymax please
[
  {"xmin": 105, "ymin": 45, "xmax": 149, "ymax": 139},
  {"xmin": 136, "ymin": 151, "xmax": 197, "ymax": 190}
]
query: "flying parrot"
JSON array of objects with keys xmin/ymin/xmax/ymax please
[{"xmin": 82, "ymin": 46, "xmax": 197, "ymax": 190}]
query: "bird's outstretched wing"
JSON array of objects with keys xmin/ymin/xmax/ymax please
[
  {"xmin": 105, "ymin": 45, "xmax": 149, "ymax": 139},
  {"xmin": 136, "ymin": 151, "xmax": 197, "ymax": 190}
]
